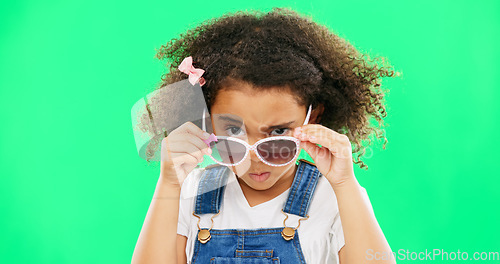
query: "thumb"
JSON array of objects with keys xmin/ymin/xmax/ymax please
[{"xmin": 300, "ymin": 141, "xmax": 330, "ymax": 162}]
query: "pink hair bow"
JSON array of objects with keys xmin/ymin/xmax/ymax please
[{"xmin": 178, "ymin": 56, "xmax": 206, "ymax": 86}]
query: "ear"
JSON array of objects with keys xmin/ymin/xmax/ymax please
[{"xmin": 309, "ymin": 104, "xmax": 324, "ymax": 124}]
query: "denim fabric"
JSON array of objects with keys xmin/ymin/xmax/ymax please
[
  {"xmin": 191, "ymin": 159, "xmax": 322, "ymax": 264},
  {"xmin": 194, "ymin": 165, "xmax": 232, "ymax": 215},
  {"xmin": 282, "ymin": 159, "xmax": 322, "ymax": 217}
]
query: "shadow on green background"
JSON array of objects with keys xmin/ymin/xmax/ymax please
[{"xmin": 1, "ymin": 0, "xmax": 499, "ymax": 263}]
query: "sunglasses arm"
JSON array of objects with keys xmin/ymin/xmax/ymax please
[{"xmin": 303, "ymin": 104, "xmax": 312, "ymax": 125}]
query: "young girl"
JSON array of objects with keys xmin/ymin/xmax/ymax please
[{"xmin": 132, "ymin": 7, "xmax": 398, "ymax": 264}]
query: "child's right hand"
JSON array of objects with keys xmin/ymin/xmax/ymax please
[{"xmin": 159, "ymin": 121, "xmax": 212, "ymax": 188}]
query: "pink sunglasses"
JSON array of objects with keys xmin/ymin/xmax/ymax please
[{"xmin": 202, "ymin": 105, "xmax": 312, "ymax": 167}]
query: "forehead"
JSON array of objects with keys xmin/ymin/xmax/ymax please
[{"xmin": 211, "ymin": 85, "xmax": 304, "ymax": 127}]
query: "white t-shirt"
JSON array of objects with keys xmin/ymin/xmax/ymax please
[{"xmin": 177, "ymin": 166, "xmax": 372, "ymax": 264}]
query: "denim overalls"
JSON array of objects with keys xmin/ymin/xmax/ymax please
[{"xmin": 190, "ymin": 159, "xmax": 322, "ymax": 264}]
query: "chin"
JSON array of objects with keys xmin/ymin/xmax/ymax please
[{"xmin": 249, "ymin": 184, "xmax": 273, "ymax": 191}]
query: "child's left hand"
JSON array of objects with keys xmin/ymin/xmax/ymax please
[{"xmin": 293, "ymin": 124, "xmax": 356, "ymax": 187}]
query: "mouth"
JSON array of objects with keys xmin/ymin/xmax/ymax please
[{"xmin": 248, "ymin": 172, "xmax": 271, "ymax": 182}]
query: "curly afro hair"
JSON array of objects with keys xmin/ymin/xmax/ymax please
[{"xmin": 137, "ymin": 7, "xmax": 399, "ymax": 169}]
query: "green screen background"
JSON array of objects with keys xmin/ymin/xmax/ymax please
[{"xmin": 1, "ymin": 0, "xmax": 499, "ymax": 263}]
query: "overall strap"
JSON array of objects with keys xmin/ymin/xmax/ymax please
[
  {"xmin": 194, "ymin": 165, "xmax": 232, "ymax": 215},
  {"xmin": 282, "ymin": 159, "xmax": 322, "ymax": 217}
]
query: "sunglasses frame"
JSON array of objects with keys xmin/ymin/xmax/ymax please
[{"xmin": 202, "ymin": 104, "xmax": 312, "ymax": 167}]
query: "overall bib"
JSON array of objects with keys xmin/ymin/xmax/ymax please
[{"xmin": 190, "ymin": 159, "xmax": 322, "ymax": 264}]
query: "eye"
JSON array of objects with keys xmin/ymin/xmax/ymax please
[
  {"xmin": 270, "ymin": 128, "xmax": 290, "ymax": 136},
  {"xmin": 224, "ymin": 125, "xmax": 246, "ymax": 137}
]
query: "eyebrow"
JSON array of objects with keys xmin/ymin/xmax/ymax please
[
  {"xmin": 265, "ymin": 121, "xmax": 295, "ymax": 130},
  {"xmin": 216, "ymin": 115, "xmax": 243, "ymax": 125},
  {"xmin": 216, "ymin": 116, "xmax": 295, "ymax": 130}
]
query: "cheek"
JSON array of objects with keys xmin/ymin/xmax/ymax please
[
  {"xmin": 267, "ymin": 166, "xmax": 287, "ymax": 180},
  {"xmin": 231, "ymin": 160, "xmax": 251, "ymax": 176}
]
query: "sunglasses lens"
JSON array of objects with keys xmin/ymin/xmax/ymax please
[
  {"xmin": 209, "ymin": 139, "xmax": 247, "ymax": 165},
  {"xmin": 256, "ymin": 139, "xmax": 297, "ymax": 165}
]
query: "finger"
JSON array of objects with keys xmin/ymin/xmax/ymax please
[
  {"xmin": 293, "ymin": 125, "xmax": 322, "ymax": 144},
  {"xmin": 297, "ymin": 126, "xmax": 352, "ymax": 159},
  {"xmin": 175, "ymin": 121, "xmax": 211, "ymax": 141},
  {"xmin": 177, "ymin": 122, "xmax": 213, "ymax": 155},
  {"xmin": 171, "ymin": 155, "xmax": 199, "ymax": 183},
  {"xmin": 161, "ymin": 151, "xmax": 199, "ymax": 184},
  {"xmin": 168, "ymin": 141, "xmax": 206, "ymax": 163},
  {"xmin": 169, "ymin": 132, "xmax": 212, "ymax": 155},
  {"xmin": 300, "ymin": 140, "xmax": 331, "ymax": 161},
  {"xmin": 293, "ymin": 124, "xmax": 327, "ymax": 142},
  {"xmin": 311, "ymin": 134, "xmax": 352, "ymax": 159},
  {"xmin": 173, "ymin": 153, "xmax": 200, "ymax": 169},
  {"xmin": 295, "ymin": 124, "xmax": 338, "ymax": 141},
  {"xmin": 178, "ymin": 155, "xmax": 203, "ymax": 181}
]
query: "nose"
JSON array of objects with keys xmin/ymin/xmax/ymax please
[
  {"xmin": 247, "ymin": 136, "xmax": 263, "ymax": 162},
  {"xmin": 249, "ymin": 149, "xmax": 260, "ymax": 162}
]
